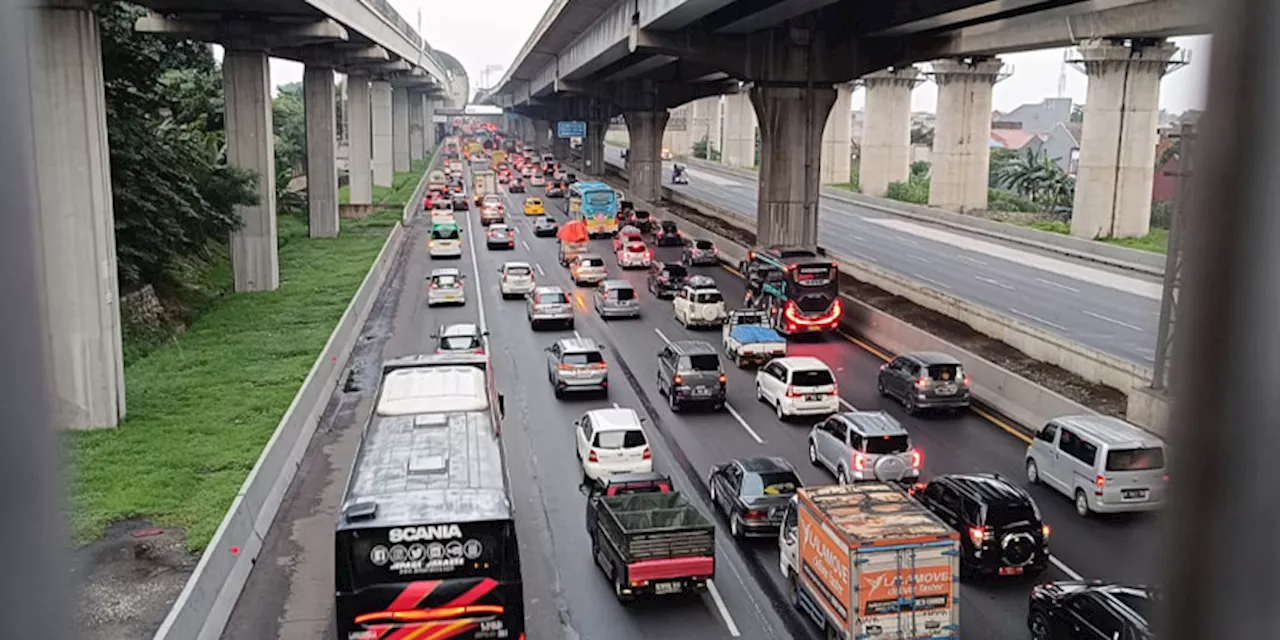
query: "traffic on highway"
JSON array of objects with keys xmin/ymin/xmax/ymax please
[{"xmin": 225, "ymin": 126, "xmax": 1168, "ymax": 640}]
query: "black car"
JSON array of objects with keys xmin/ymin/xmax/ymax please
[
  {"xmin": 450, "ymin": 194, "xmax": 469, "ymax": 210},
  {"xmin": 632, "ymin": 210, "xmax": 653, "ymax": 234},
  {"xmin": 910, "ymin": 473, "xmax": 1050, "ymax": 578},
  {"xmin": 546, "ymin": 184, "xmax": 565, "ymax": 198},
  {"xmin": 565, "ymin": 172, "xmax": 578, "ymax": 184},
  {"xmin": 708, "ymin": 457, "xmax": 802, "ymax": 538},
  {"xmin": 533, "ymin": 217, "xmax": 559, "ymax": 237},
  {"xmin": 682, "ymin": 239, "xmax": 719, "ymax": 266},
  {"xmin": 1028, "ymin": 581, "xmax": 1156, "ymax": 640},
  {"xmin": 878, "ymin": 351, "xmax": 972, "ymax": 415},
  {"xmin": 508, "ymin": 178, "xmax": 526, "ymax": 193},
  {"xmin": 655, "ymin": 220, "xmax": 683, "ymax": 246},
  {"xmin": 646, "ymin": 262, "xmax": 688, "ymax": 298}
]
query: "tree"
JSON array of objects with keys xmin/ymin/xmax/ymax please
[
  {"xmin": 100, "ymin": 2, "xmax": 258, "ymax": 294},
  {"xmin": 692, "ymin": 138, "xmax": 720, "ymax": 161},
  {"xmin": 994, "ymin": 146, "xmax": 1074, "ymax": 214},
  {"xmin": 910, "ymin": 124, "xmax": 933, "ymax": 147},
  {"xmin": 1070, "ymin": 104, "xmax": 1084, "ymax": 123},
  {"xmin": 272, "ymin": 82, "xmax": 307, "ymax": 212},
  {"xmin": 988, "ymin": 148, "xmax": 1017, "ymax": 188}
]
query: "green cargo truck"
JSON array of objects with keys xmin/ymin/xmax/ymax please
[{"xmin": 587, "ymin": 491, "xmax": 716, "ymax": 602}]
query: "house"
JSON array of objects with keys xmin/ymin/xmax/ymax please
[{"xmin": 992, "ymin": 97, "xmax": 1073, "ymax": 135}]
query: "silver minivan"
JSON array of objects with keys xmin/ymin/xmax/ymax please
[{"xmin": 1025, "ymin": 415, "xmax": 1168, "ymax": 517}]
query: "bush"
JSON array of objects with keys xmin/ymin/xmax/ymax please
[
  {"xmin": 1149, "ymin": 201, "xmax": 1173, "ymax": 230},
  {"xmin": 987, "ymin": 188, "xmax": 1037, "ymax": 213},
  {"xmin": 886, "ymin": 175, "xmax": 929, "ymax": 204}
]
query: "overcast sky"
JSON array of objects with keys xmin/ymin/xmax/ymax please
[{"xmin": 262, "ymin": 0, "xmax": 1211, "ymax": 115}]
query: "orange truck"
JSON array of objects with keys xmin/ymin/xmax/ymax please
[{"xmin": 780, "ymin": 483, "xmax": 960, "ymax": 639}]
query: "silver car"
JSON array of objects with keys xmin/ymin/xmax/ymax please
[
  {"xmin": 546, "ymin": 337, "xmax": 608, "ymax": 398},
  {"xmin": 807, "ymin": 411, "xmax": 922, "ymax": 485},
  {"xmin": 570, "ymin": 254, "xmax": 608, "ymax": 286},
  {"xmin": 593, "ymin": 280, "xmax": 640, "ymax": 319},
  {"xmin": 1025, "ymin": 415, "xmax": 1168, "ymax": 517},
  {"xmin": 426, "ymin": 268, "xmax": 466, "ymax": 307},
  {"xmin": 526, "ymin": 286, "xmax": 574, "ymax": 329}
]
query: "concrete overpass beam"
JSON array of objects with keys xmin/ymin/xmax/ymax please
[
  {"xmin": 223, "ymin": 49, "xmax": 279, "ymax": 292},
  {"xmin": 28, "ymin": 0, "xmax": 125, "ymax": 429},
  {"xmin": 391, "ymin": 86, "xmax": 411, "ymax": 172},
  {"xmin": 928, "ymin": 58, "xmax": 1006, "ymax": 211},
  {"xmin": 751, "ymin": 85, "xmax": 838, "ymax": 248},
  {"xmin": 348, "ymin": 73, "xmax": 373, "ymax": 205},
  {"xmin": 623, "ymin": 110, "xmax": 670, "ymax": 202},
  {"xmin": 722, "ymin": 92, "xmax": 756, "ymax": 168},
  {"xmin": 371, "ymin": 80, "xmax": 394, "ymax": 187},
  {"xmin": 408, "ymin": 90, "xmax": 425, "ymax": 161},
  {"xmin": 1071, "ymin": 38, "xmax": 1180, "ymax": 239},
  {"xmin": 858, "ymin": 66, "xmax": 922, "ymax": 197},
  {"xmin": 820, "ymin": 84, "xmax": 854, "ymax": 184},
  {"xmin": 304, "ymin": 65, "xmax": 339, "ymax": 237}
]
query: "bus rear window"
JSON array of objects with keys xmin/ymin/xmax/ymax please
[
  {"xmin": 794, "ymin": 265, "xmax": 834, "ymax": 285},
  {"xmin": 586, "ymin": 192, "xmax": 614, "ymax": 206},
  {"xmin": 338, "ymin": 521, "xmax": 518, "ymax": 589}
]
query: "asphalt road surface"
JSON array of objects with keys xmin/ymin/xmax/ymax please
[
  {"xmin": 603, "ymin": 145, "xmax": 1164, "ymax": 369},
  {"xmin": 220, "ymin": 157, "xmax": 1163, "ymax": 640}
]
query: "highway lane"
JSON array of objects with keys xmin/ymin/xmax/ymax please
[
  {"xmin": 500, "ymin": 174, "xmax": 1162, "ymax": 638},
  {"xmin": 602, "ymin": 145, "xmax": 1163, "ymax": 368}
]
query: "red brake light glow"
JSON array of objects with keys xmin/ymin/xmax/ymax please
[
  {"xmin": 642, "ymin": 447, "xmax": 651, "ymax": 460},
  {"xmin": 968, "ymin": 526, "xmax": 989, "ymax": 547},
  {"xmin": 1042, "ymin": 524, "xmax": 1052, "ymax": 538},
  {"xmin": 911, "ymin": 449, "xmax": 922, "ymax": 468},
  {"xmin": 854, "ymin": 453, "xmax": 865, "ymax": 471},
  {"xmin": 589, "ymin": 449, "xmax": 599, "ymax": 463}
]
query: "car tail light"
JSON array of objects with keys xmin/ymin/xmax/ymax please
[
  {"xmin": 588, "ymin": 450, "xmax": 598, "ymax": 463},
  {"xmin": 1041, "ymin": 524, "xmax": 1052, "ymax": 538},
  {"xmin": 591, "ymin": 362, "xmax": 608, "ymax": 369},
  {"xmin": 642, "ymin": 447, "xmax": 651, "ymax": 460},
  {"xmin": 1095, "ymin": 474, "xmax": 1106, "ymax": 496},
  {"xmin": 673, "ymin": 375, "xmax": 683, "ymax": 386},
  {"xmin": 968, "ymin": 526, "xmax": 990, "ymax": 547},
  {"xmin": 854, "ymin": 453, "xmax": 865, "ymax": 471},
  {"xmin": 718, "ymin": 374, "xmax": 727, "ymax": 384},
  {"xmin": 911, "ymin": 449, "xmax": 922, "ymax": 468},
  {"xmin": 558, "ymin": 364, "xmax": 575, "ymax": 371},
  {"xmin": 785, "ymin": 385, "xmax": 800, "ymax": 397},
  {"xmin": 1163, "ymin": 474, "xmax": 1170, "ymax": 482},
  {"xmin": 963, "ymin": 375, "xmax": 972, "ymax": 386},
  {"xmin": 429, "ymin": 282, "xmax": 438, "ymax": 289},
  {"xmin": 744, "ymin": 510, "xmax": 766, "ymax": 521},
  {"xmin": 915, "ymin": 377, "xmax": 930, "ymax": 389}
]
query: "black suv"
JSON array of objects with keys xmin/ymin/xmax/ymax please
[
  {"xmin": 910, "ymin": 473, "xmax": 1050, "ymax": 578},
  {"xmin": 646, "ymin": 262, "xmax": 688, "ymax": 298},
  {"xmin": 657, "ymin": 340, "xmax": 726, "ymax": 411},
  {"xmin": 1028, "ymin": 581, "xmax": 1156, "ymax": 640}
]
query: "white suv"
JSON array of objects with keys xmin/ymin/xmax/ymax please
[
  {"xmin": 673, "ymin": 283, "xmax": 726, "ymax": 328},
  {"xmin": 498, "ymin": 261, "xmax": 536, "ymax": 298},
  {"xmin": 755, "ymin": 356, "xmax": 840, "ymax": 420}
]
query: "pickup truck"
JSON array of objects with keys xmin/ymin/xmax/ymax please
[
  {"xmin": 587, "ymin": 488, "xmax": 715, "ymax": 602},
  {"xmin": 722, "ymin": 309, "xmax": 786, "ymax": 367},
  {"xmin": 558, "ymin": 239, "xmax": 589, "ymax": 266}
]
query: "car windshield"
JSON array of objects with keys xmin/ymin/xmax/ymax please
[
  {"xmin": 596, "ymin": 429, "xmax": 646, "ymax": 449},
  {"xmin": 528, "ymin": 199, "xmax": 541, "ymax": 205},
  {"xmin": 791, "ymin": 369, "xmax": 834, "ymax": 386},
  {"xmin": 432, "ymin": 275, "xmax": 459, "ymax": 287},
  {"xmin": 664, "ymin": 265, "xmax": 688, "ymax": 278},
  {"xmin": 685, "ymin": 354, "xmax": 720, "ymax": 372},
  {"xmin": 1106, "ymin": 447, "xmax": 1166, "ymax": 471},
  {"xmin": 505, "ymin": 266, "xmax": 531, "ymax": 276},
  {"xmin": 610, "ymin": 288, "xmax": 636, "ymax": 301},
  {"xmin": 694, "ymin": 291, "xmax": 723, "ymax": 304},
  {"xmin": 927, "ymin": 364, "xmax": 961, "ymax": 382},
  {"xmin": 431, "ymin": 227, "xmax": 459, "ymax": 240},
  {"xmin": 863, "ymin": 434, "xmax": 911, "ymax": 455},
  {"xmin": 562, "ymin": 351, "xmax": 604, "ymax": 366},
  {"xmin": 742, "ymin": 471, "xmax": 801, "ymax": 496},
  {"xmin": 537, "ymin": 292, "xmax": 568, "ymax": 304},
  {"xmin": 984, "ymin": 501, "xmax": 1039, "ymax": 528},
  {"xmin": 662, "ymin": 223, "xmax": 678, "ymax": 231},
  {"xmin": 580, "ymin": 258, "xmax": 604, "ymax": 267},
  {"xmin": 695, "ymin": 240, "xmax": 714, "ymax": 250},
  {"xmin": 442, "ymin": 336, "xmax": 479, "ymax": 350}
]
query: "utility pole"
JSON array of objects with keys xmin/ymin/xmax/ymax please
[{"xmin": 1150, "ymin": 122, "xmax": 1193, "ymax": 391}]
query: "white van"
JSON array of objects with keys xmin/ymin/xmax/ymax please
[{"xmin": 1025, "ymin": 415, "xmax": 1169, "ymax": 517}]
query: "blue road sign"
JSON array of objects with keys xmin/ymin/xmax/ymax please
[{"xmin": 557, "ymin": 120, "xmax": 586, "ymax": 138}]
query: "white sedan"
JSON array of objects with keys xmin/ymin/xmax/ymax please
[
  {"xmin": 498, "ymin": 261, "xmax": 536, "ymax": 298},
  {"xmin": 426, "ymin": 268, "xmax": 466, "ymax": 307}
]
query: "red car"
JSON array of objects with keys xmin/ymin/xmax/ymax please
[{"xmin": 613, "ymin": 231, "xmax": 644, "ymax": 253}]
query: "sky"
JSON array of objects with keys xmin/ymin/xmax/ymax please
[{"xmin": 261, "ymin": 0, "xmax": 1211, "ymax": 115}]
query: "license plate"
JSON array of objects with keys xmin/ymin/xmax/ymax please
[
  {"xmin": 936, "ymin": 384, "xmax": 957, "ymax": 395},
  {"xmin": 693, "ymin": 386, "xmax": 711, "ymax": 396},
  {"xmin": 999, "ymin": 567, "xmax": 1025, "ymax": 576},
  {"xmin": 1122, "ymin": 489, "xmax": 1149, "ymax": 500},
  {"xmin": 653, "ymin": 582, "xmax": 683, "ymax": 595},
  {"xmin": 806, "ymin": 394, "xmax": 824, "ymax": 401}
]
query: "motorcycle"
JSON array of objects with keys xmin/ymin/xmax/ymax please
[{"xmin": 671, "ymin": 164, "xmax": 689, "ymax": 185}]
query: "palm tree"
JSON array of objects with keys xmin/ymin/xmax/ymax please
[{"xmin": 995, "ymin": 146, "xmax": 1074, "ymax": 213}]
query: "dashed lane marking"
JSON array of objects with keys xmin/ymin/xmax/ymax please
[{"xmin": 705, "ymin": 579, "xmax": 742, "ymax": 637}]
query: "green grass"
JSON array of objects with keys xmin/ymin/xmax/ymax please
[
  {"xmin": 67, "ymin": 206, "xmax": 402, "ymax": 551},
  {"xmin": 339, "ymin": 156, "xmax": 430, "ymax": 206},
  {"xmin": 1101, "ymin": 229, "xmax": 1169, "ymax": 254},
  {"xmin": 1025, "ymin": 220, "xmax": 1071, "ymax": 234}
]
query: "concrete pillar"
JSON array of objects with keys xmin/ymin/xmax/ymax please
[
  {"xmin": 552, "ymin": 129, "xmax": 570, "ymax": 161},
  {"xmin": 303, "ymin": 65, "xmax": 339, "ymax": 238},
  {"xmin": 423, "ymin": 97, "xmax": 437, "ymax": 152},
  {"xmin": 391, "ymin": 86, "xmax": 410, "ymax": 172},
  {"xmin": 584, "ymin": 120, "xmax": 606, "ymax": 176},
  {"xmin": 534, "ymin": 120, "xmax": 551, "ymax": 150},
  {"xmin": 1071, "ymin": 39, "xmax": 1179, "ymax": 239},
  {"xmin": 750, "ymin": 86, "xmax": 838, "ymax": 248},
  {"xmin": 347, "ymin": 74, "xmax": 372, "ymax": 205},
  {"xmin": 663, "ymin": 104, "xmax": 693, "ymax": 157},
  {"xmin": 623, "ymin": 110, "xmax": 670, "ymax": 202},
  {"xmin": 223, "ymin": 49, "xmax": 279, "ymax": 292},
  {"xmin": 820, "ymin": 84, "xmax": 853, "ymax": 184},
  {"xmin": 722, "ymin": 91, "xmax": 756, "ymax": 168},
  {"xmin": 928, "ymin": 58, "xmax": 1005, "ymax": 211},
  {"xmin": 408, "ymin": 91, "xmax": 425, "ymax": 161},
  {"xmin": 370, "ymin": 80, "xmax": 393, "ymax": 187},
  {"xmin": 690, "ymin": 96, "xmax": 722, "ymax": 159},
  {"xmin": 28, "ymin": 1, "xmax": 124, "ymax": 429},
  {"xmin": 858, "ymin": 66, "xmax": 921, "ymax": 197}
]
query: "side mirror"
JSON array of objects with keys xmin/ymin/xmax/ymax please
[
  {"xmin": 429, "ymin": 333, "xmax": 438, "ymax": 339},
  {"xmin": 498, "ymin": 394, "xmax": 506, "ymax": 418},
  {"xmin": 482, "ymin": 330, "xmax": 490, "ymax": 336},
  {"xmin": 572, "ymin": 419, "xmax": 580, "ymax": 427}
]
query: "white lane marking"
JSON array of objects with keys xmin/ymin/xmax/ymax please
[
  {"xmin": 974, "ymin": 275, "xmax": 1016, "ymax": 291},
  {"xmin": 1050, "ymin": 555, "xmax": 1084, "ymax": 581},
  {"xmin": 912, "ymin": 273, "xmax": 952, "ymax": 290},
  {"xmin": 705, "ymin": 579, "xmax": 742, "ymax": 637},
  {"xmin": 521, "ymin": 240, "xmax": 531, "ymax": 251},
  {"xmin": 1009, "ymin": 307, "xmax": 1069, "ymax": 332},
  {"xmin": 1036, "ymin": 277, "xmax": 1079, "ymax": 293},
  {"xmin": 573, "ymin": 330, "xmax": 582, "ymax": 338},
  {"xmin": 959, "ymin": 254, "xmax": 988, "ymax": 266},
  {"xmin": 915, "ymin": 256, "xmax": 932, "ymax": 265},
  {"xmin": 724, "ymin": 403, "xmax": 764, "ymax": 445},
  {"xmin": 654, "ymin": 327, "xmax": 672, "ymax": 345},
  {"xmin": 612, "ymin": 402, "xmax": 621, "ymax": 409},
  {"xmin": 839, "ymin": 397, "xmax": 856, "ymax": 411},
  {"xmin": 689, "ymin": 170, "xmax": 742, "ymax": 188},
  {"xmin": 535, "ymin": 263, "xmax": 546, "ymax": 276},
  {"xmin": 463, "ymin": 211, "xmax": 490, "ymax": 342},
  {"xmin": 850, "ymin": 235, "xmax": 867, "ymax": 243},
  {"xmin": 868, "ymin": 217, "xmax": 1163, "ymax": 299},
  {"xmin": 897, "ymin": 237, "xmax": 920, "ymax": 247},
  {"xmin": 1082, "ymin": 309, "xmax": 1146, "ymax": 332}
]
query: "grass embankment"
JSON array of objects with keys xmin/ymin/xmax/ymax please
[
  {"xmin": 339, "ymin": 157, "xmax": 430, "ymax": 206},
  {"xmin": 68, "ymin": 205, "xmax": 403, "ymax": 550},
  {"xmin": 1024, "ymin": 220, "xmax": 1169, "ymax": 254}
]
